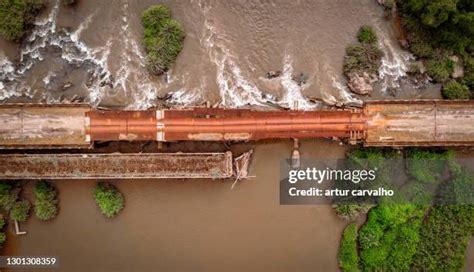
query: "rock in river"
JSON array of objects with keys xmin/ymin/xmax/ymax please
[{"xmin": 347, "ymin": 71, "xmax": 378, "ymax": 95}]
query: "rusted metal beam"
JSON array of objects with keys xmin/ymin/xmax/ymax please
[{"xmin": 0, "ymin": 153, "xmax": 233, "ymax": 179}]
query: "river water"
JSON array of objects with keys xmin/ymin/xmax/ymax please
[
  {"xmin": 3, "ymin": 141, "xmax": 349, "ymax": 272},
  {"xmin": 0, "ymin": 0, "xmax": 453, "ymax": 271},
  {"xmin": 0, "ymin": 0, "xmax": 439, "ymax": 110}
]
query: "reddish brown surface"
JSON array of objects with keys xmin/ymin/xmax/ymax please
[
  {"xmin": 0, "ymin": 100, "xmax": 473, "ymax": 148},
  {"xmin": 87, "ymin": 110, "xmax": 157, "ymax": 141},
  {"xmin": 87, "ymin": 108, "xmax": 367, "ymax": 142}
]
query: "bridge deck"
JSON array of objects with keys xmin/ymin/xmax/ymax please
[
  {"xmin": 364, "ymin": 100, "xmax": 474, "ymax": 146},
  {"xmin": 0, "ymin": 104, "xmax": 90, "ymax": 149},
  {"xmin": 0, "ymin": 152, "xmax": 233, "ymax": 179}
]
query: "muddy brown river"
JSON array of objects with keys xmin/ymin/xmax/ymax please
[
  {"xmin": 3, "ymin": 141, "xmax": 349, "ymax": 271},
  {"xmin": 0, "ymin": 0, "xmax": 470, "ymax": 271}
]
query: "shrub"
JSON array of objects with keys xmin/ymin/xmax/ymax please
[
  {"xmin": 142, "ymin": 5, "xmax": 185, "ymax": 75},
  {"xmin": 442, "ymin": 80, "xmax": 470, "ymax": 99},
  {"xmin": 0, "ymin": 183, "xmax": 19, "ymax": 211},
  {"xmin": 343, "ymin": 26, "xmax": 383, "ymax": 77},
  {"xmin": 0, "ymin": 0, "xmax": 45, "ymax": 41},
  {"xmin": 33, "ymin": 181, "xmax": 59, "ymax": 220},
  {"xmin": 409, "ymin": 39, "xmax": 434, "ymax": 58},
  {"xmin": 357, "ymin": 25, "xmax": 377, "ymax": 44},
  {"xmin": 9, "ymin": 200, "xmax": 31, "ymax": 222},
  {"xmin": 142, "ymin": 5, "xmax": 171, "ymax": 30},
  {"xmin": 426, "ymin": 57, "xmax": 454, "ymax": 82},
  {"xmin": 343, "ymin": 44, "xmax": 383, "ymax": 75},
  {"xmin": 94, "ymin": 183, "xmax": 124, "ymax": 218},
  {"xmin": 338, "ymin": 222, "xmax": 359, "ymax": 272}
]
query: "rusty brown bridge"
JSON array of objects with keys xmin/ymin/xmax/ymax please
[
  {"xmin": 0, "ymin": 100, "xmax": 472, "ymax": 179},
  {"xmin": 1, "ymin": 100, "xmax": 473, "ymax": 148}
]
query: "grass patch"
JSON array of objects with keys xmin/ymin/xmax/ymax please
[
  {"xmin": 94, "ymin": 182, "xmax": 124, "ymax": 218},
  {"xmin": 0, "ymin": 0, "xmax": 45, "ymax": 42},
  {"xmin": 142, "ymin": 5, "xmax": 185, "ymax": 75},
  {"xmin": 338, "ymin": 222, "xmax": 360, "ymax": 272},
  {"xmin": 33, "ymin": 181, "xmax": 59, "ymax": 221}
]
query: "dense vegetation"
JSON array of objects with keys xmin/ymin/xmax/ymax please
[
  {"xmin": 359, "ymin": 204, "xmax": 426, "ymax": 271},
  {"xmin": 0, "ymin": 0, "xmax": 45, "ymax": 42},
  {"xmin": 10, "ymin": 199, "xmax": 31, "ymax": 222},
  {"xmin": 333, "ymin": 148, "xmax": 400, "ymax": 219},
  {"xmin": 396, "ymin": 0, "xmax": 473, "ymax": 97},
  {"xmin": 413, "ymin": 204, "xmax": 473, "ymax": 271},
  {"xmin": 412, "ymin": 170, "xmax": 474, "ymax": 271},
  {"xmin": 33, "ymin": 181, "xmax": 59, "ymax": 220},
  {"xmin": 142, "ymin": 5, "xmax": 185, "ymax": 75},
  {"xmin": 0, "ymin": 216, "xmax": 6, "ymax": 247},
  {"xmin": 336, "ymin": 148, "xmax": 473, "ymax": 271},
  {"xmin": 94, "ymin": 182, "xmax": 124, "ymax": 218},
  {"xmin": 338, "ymin": 223, "xmax": 359, "ymax": 272},
  {"xmin": 343, "ymin": 26, "xmax": 383, "ymax": 75}
]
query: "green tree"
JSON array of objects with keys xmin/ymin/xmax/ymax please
[
  {"xmin": 94, "ymin": 183, "xmax": 124, "ymax": 218},
  {"xmin": 0, "ymin": 183, "xmax": 19, "ymax": 211},
  {"xmin": 10, "ymin": 200, "xmax": 31, "ymax": 222},
  {"xmin": 33, "ymin": 181, "xmax": 59, "ymax": 221},
  {"xmin": 0, "ymin": 0, "xmax": 45, "ymax": 41}
]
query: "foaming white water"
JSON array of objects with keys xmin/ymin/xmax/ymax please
[
  {"xmin": 201, "ymin": 15, "xmax": 267, "ymax": 108},
  {"xmin": 0, "ymin": 1, "xmax": 114, "ymax": 104},
  {"xmin": 279, "ymin": 54, "xmax": 318, "ymax": 110},
  {"xmin": 377, "ymin": 28, "xmax": 414, "ymax": 92},
  {"xmin": 330, "ymin": 75, "xmax": 363, "ymax": 107},
  {"xmin": 166, "ymin": 88, "xmax": 202, "ymax": 107},
  {"xmin": 200, "ymin": 2, "xmax": 322, "ymax": 110},
  {"xmin": 107, "ymin": 0, "xmax": 198, "ymax": 110}
]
